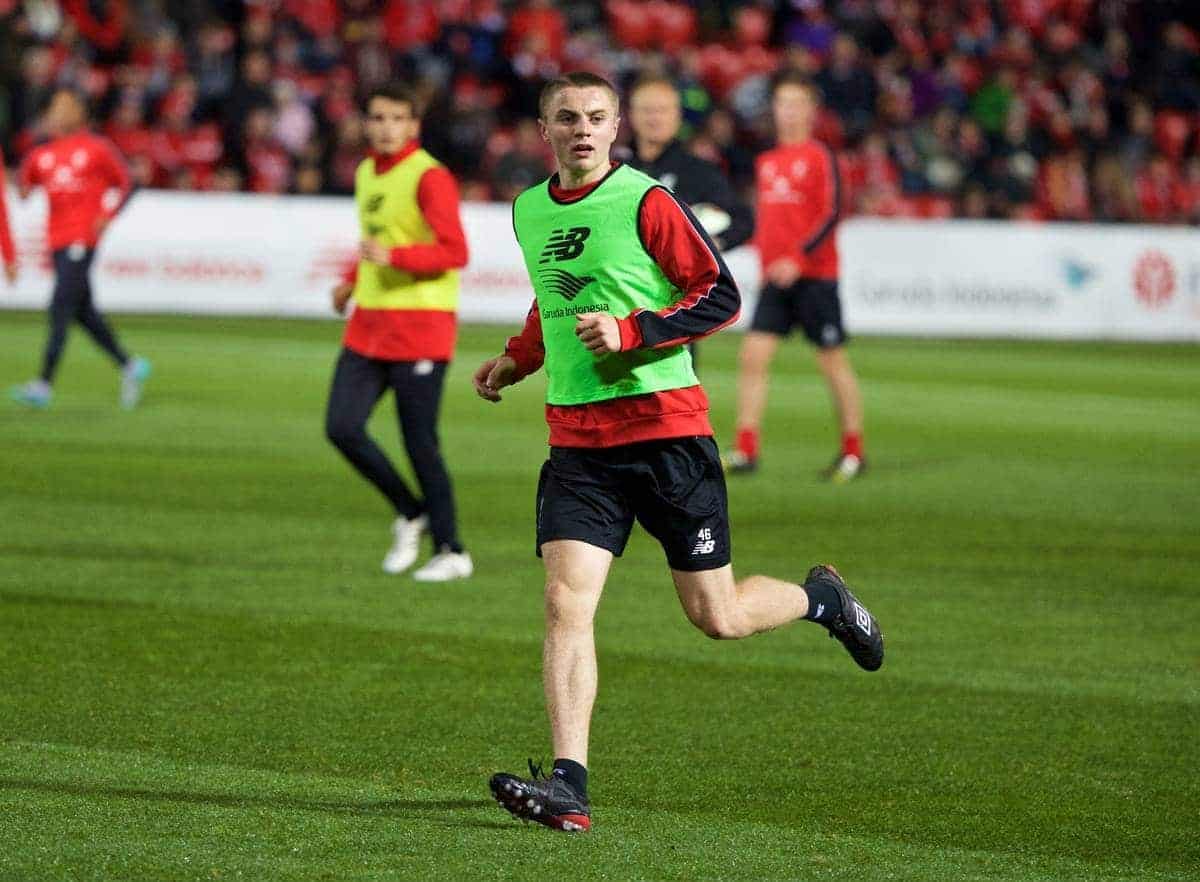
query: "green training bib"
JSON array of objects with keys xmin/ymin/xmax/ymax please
[{"xmin": 513, "ymin": 164, "xmax": 698, "ymax": 406}]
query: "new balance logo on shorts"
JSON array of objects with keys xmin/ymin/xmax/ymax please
[
  {"xmin": 539, "ymin": 227, "xmax": 591, "ymax": 263},
  {"xmin": 692, "ymin": 527, "xmax": 716, "ymax": 556}
]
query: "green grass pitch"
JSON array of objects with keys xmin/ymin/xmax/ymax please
[{"xmin": 0, "ymin": 311, "xmax": 1196, "ymax": 881}]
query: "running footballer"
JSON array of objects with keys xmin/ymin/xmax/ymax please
[{"xmin": 473, "ymin": 72, "xmax": 885, "ymax": 833}]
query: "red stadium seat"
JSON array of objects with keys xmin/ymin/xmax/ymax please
[
  {"xmin": 651, "ymin": 1, "xmax": 698, "ymax": 54},
  {"xmin": 1155, "ymin": 111, "xmax": 1192, "ymax": 161},
  {"xmin": 607, "ymin": 0, "xmax": 654, "ymax": 50}
]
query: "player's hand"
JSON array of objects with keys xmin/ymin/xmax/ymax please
[
  {"xmin": 765, "ymin": 257, "xmax": 802, "ymax": 288},
  {"xmin": 575, "ymin": 313, "xmax": 621, "ymax": 355},
  {"xmin": 3, "ymin": 264, "xmax": 17, "ymax": 285},
  {"xmin": 94, "ymin": 215, "xmax": 110, "ymax": 236},
  {"xmin": 359, "ymin": 238, "xmax": 391, "ymax": 265},
  {"xmin": 473, "ymin": 355, "xmax": 517, "ymax": 403},
  {"xmin": 331, "ymin": 282, "xmax": 354, "ymax": 314}
]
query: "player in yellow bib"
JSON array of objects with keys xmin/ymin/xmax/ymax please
[{"xmin": 324, "ymin": 82, "xmax": 471, "ymax": 581}]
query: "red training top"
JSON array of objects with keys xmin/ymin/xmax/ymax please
[
  {"xmin": 503, "ymin": 163, "xmax": 741, "ymax": 448},
  {"xmin": 19, "ymin": 131, "xmax": 132, "ymax": 251},
  {"xmin": 342, "ymin": 142, "xmax": 469, "ymax": 361},
  {"xmin": 754, "ymin": 139, "xmax": 840, "ymax": 280},
  {"xmin": 0, "ymin": 153, "xmax": 15, "ymax": 268}
]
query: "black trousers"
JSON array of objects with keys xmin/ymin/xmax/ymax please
[
  {"xmin": 325, "ymin": 347, "xmax": 462, "ymax": 551},
  {"xmin": 41, "ymin": 247, "xmax": 129, "ymax": 382}
]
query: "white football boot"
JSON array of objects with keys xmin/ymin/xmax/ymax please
[
  {"xmin": 10, "ymin": 379, "xmax": 52, "ymax": 409},
  {"xmin": 823, "ymin": 453, "xmax": 866, "ymax": 484},
  {"xmin": 120, "ymin": 356, "xmax": 152, "ymax": 410},
  {"xmin": 412, "ymin": 548, "xmax": 473, "ymax": 582},
  {"xmin": 382, "ymin": 514, "xmax": 427, "ymax": 574}
]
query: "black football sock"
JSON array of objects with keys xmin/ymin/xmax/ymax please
[
  {"xmin": 552, "ymin": 758, "xmax": 588, "ymax": 797},
  {"xmin": 802, "ymin": 581, "xmax": 840, "ymax": 626}
]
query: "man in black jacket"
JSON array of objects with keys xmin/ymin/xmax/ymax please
[
  {"xmin": 625, "ymin": 75, "xmax": 754, "ymax": 253},
  {"xmin": 625, "ymin": 74, "xmax": 753, "ymax": 371}
]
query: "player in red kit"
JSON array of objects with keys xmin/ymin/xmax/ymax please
[
  {"xmin": 728, "ymin": 74, "xmax": 865, "ymax": 482},
  {"xmin": 11, "ymin": 89, "xmax": 150, "ymax": 410},
  {"xmin": 0, "ymin": 151, "xmax": 17, "ymax": 286}
]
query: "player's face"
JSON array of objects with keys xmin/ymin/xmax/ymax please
[
  {"xmin": 365, "ymin": 97, "xmax": 419, "ymax": 155},
  {"xmin": 46, "ymin": 91, "xmax": 86, "ymax": 137},
  {"xmin": 540, "ymin": 86, "xmax": 620, "ymax": 184},
  {"xmin": 629, "ymin": 83, "xmax": 681, "ymax": 148},
  {"xmin": 772, "ymin": 84, "xmax": 817, "ymax": 143}
]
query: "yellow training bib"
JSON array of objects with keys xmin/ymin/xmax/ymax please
[{"xmin": 352, "ymin": 149, "xmax": 459, "ymax": 312}]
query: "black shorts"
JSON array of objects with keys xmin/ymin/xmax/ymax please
[
  {"xmin": 535, "ymin": 436, "xmax": 731, "ymax": 572},
  {"xmin": 750, "ymin": 279, "xmax": 847, "ymax": 348}
]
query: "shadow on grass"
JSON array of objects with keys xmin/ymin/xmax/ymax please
[
  {"xmin": 0, "ymin": 777, "xmax": 495, "ymax": 821},
  {"xmin": 0, "ymin": 590, "xmax": 154, "ymax": 611}
]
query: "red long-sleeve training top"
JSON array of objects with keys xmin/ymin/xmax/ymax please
[
  {"xmin": 754, "ymin": 139, "xmax": 840, "ymax": 280},
  {"xmin": 503, "ymin": 164, "xmax": 741, "ymax": 448},
  {"xmin": 19, "ymin": 131, "xmax": 131, "ymax": 251}
]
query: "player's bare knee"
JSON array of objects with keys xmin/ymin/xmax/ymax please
[
  {"xmin": 544, "ymin": 579, "xmax": 591, "ymax": 628},
  {"xmin": 738, "ymin": 343, "xmax": 772, "ymax": 374},
  {"xmin": 737, "ymin": 347, "xmax": 761, "ymax": 372},
  {"xmin": 691, "ymin": 610, "xmax": 746, "ymax": 640}
]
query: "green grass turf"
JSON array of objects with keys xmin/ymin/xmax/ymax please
[{"xmin": 0, "ymin": 311, "xmax": 1196, "ymax": 881}]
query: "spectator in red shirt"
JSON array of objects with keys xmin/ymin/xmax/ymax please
[
  {"xmin": 238, "ymin": 106, "xmax": 291, "ymax": 194},
  {"xmin": 61, "ymin": 0, "xmax": 128, "ymax": 53},
  {"xmin": 104, "ymin": 97, "xmax": 156, "ymax": 171},
  {"xmin": 505, "ymin": 0, "xmax": 566, "ymax": 66},
  {"xmin": 729, "ymin": 73, "xmax": 866, "ymax": 482},
  {"xmin": 1136, "ymin": 153, "xmax": 1181, "ymax": 222},
  {"xmin": 1037, "ymin": 148, "xmax": 1091, "ymax": 220},
  {"xmin": 11, "ymin": 89, "xmax": 150, "ymax": 410},
  {"xmin": 286, "ymin": 0, "xmax": 341, "ymax": 40},
  {"xmin": 151, "ymin": 77, "xmax": 223, "ymax": 189}
]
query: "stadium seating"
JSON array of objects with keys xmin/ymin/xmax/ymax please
[{"xmin": 1, "ymin": 0, "xmax": 1197, "ymax": 223}]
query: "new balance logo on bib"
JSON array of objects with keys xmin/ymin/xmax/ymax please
[{"xmin": 539, "ymin": 227, "xmax": 591, "ymax": 263}]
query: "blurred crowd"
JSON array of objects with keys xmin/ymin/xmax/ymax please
[{"xmin": 2, "ymin": 0, "xmax": 1199, "ymax": 223}]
